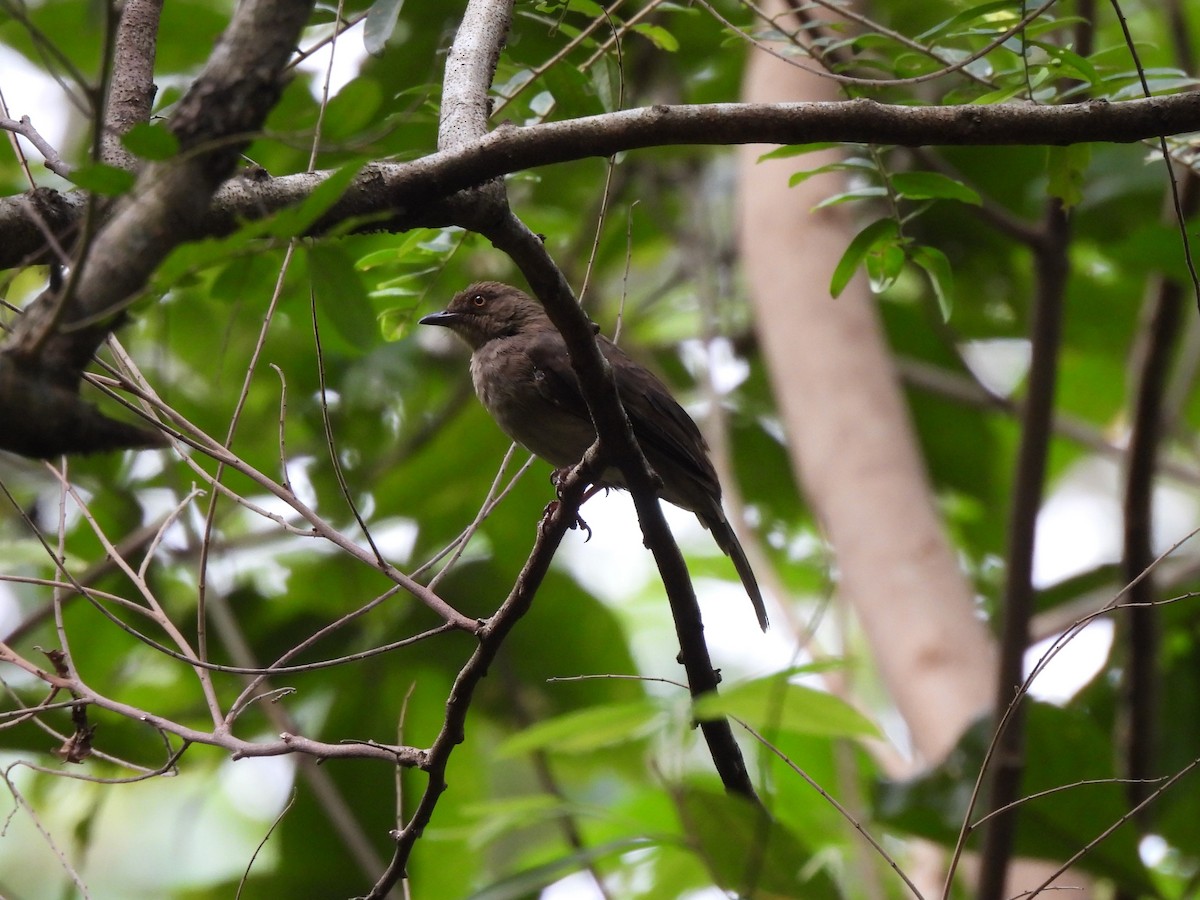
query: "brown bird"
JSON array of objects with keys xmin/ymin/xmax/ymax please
[{"xmin": 420, "ymin": 281, "xmax": 768, "ymax": 631}]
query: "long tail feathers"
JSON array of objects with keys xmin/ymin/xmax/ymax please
[{"xmin": 705, "ymin": 514, "xmax": 769, "ymax": 631}]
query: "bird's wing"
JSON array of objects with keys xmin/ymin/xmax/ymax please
[
  {"xmin": 523, "ymin": 331, "xmax": 595, "ymax": 423},
  {"xmin": 524, "ymin": 331, "xmax": 721, "ymax": 496},
  {"xmin": 530, "ymin": 332, "xmax": 766, "ymax": 629},
  {"xmin": 598, "ymin": 337, "xmax": 722, "ymax": 497}
]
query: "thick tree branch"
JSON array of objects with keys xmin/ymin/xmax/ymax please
[
  {"xmin": 7, "ymin": 0, "xmax": 312, "ymax": 362},
  {"xmin": 100, "ymin": 0, "xmax": 162, "ymax": 169},
  {"xmin": 4, "ymin": 93, "xmax": 1200, "ymax": 271},
  {"xmin": 0, "ymin": 0, "xmax": 314, "ymax": 458},
  {"xmin": 434, "ymin": 0, "xmax": 511, "ymax": 230},
  {"xmin": 439, "ymin": 0, "xmax": 511, "ymax": 148}
]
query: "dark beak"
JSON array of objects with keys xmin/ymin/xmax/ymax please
[{"xmin": 418, "ymin": 310, "xmax": 458, "ymax": 328}]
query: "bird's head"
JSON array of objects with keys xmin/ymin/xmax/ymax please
[{"xmin": 419, "ymin": 281, "xmax": 549, "ymax": 350}]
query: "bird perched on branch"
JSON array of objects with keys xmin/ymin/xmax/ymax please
[{"xmin": 419, "ymin": 281, "xmax": 768, "ymax": 631}]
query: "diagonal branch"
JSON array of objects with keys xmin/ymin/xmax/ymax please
[
  {"xmin": 371, "ymin": 9, "xmax": 759, "ymax": 895},
  {"xmin": 367, "ymin": 462, "xmax": 594, "ymax": 899},
  {"xmin": 485, "ymin": 211, "xmax": 761, "ymax": 802}
]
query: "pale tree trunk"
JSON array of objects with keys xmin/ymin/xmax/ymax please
[
  {"xmin": 736, "ymin": 18, "xmax": 995, "ymax": 767},
  {"xmin": 735, "ymin": 3, "xmax": 1090, "ymax": 895}
]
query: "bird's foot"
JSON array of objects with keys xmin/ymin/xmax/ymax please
[
  {"xmin": 550, "ymin": 467, "xmax": 573, "ymax": 496},
  {"xmin": 541, "ymin": 499, "xmax": 593, "ymax": 541},
  {"xmin": 550, "ymin": 467, "xmax": 609, "ymax": 499}
]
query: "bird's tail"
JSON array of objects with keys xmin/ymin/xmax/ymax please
[{"xmin": 705, "ymin": 513, "xmax": 769, "ymax": 631}]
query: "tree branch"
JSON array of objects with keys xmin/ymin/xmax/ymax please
[
  {"xmin": 439, "ymin": 0, "xmax": 511, "ymax": 148},
  {"xmin": 1, "ymin": 643, "xmax": 427, "ymax": 766},
  {"xmin": 100, "ymin": 0, "xmax": 162, "ymax": 169},
  {"xmin": 1120, "ymin": 170, "xmax": 1198, "ymax": 827},
  {"xmin": 0, "ymin": 0, "xmax": 315, "ymax": 457},
  {"xmin": 4, "ymin": 93, "xmax": 1200, "ymax": 271},
  {"xmin": 367, "ymin": 464, "xmax": 593, "ymax": 899},
  {"xmin": 0, "ymin": 117, "xmax": 72, "ymax": 178},
  {"xmin": 977, "ymin": 200, "xmax": 1072, "ymax": 900},
  {"xmin": 486, "ymin": 211, "xmax": 761, "ymax": 802}
]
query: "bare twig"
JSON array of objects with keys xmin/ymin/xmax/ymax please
[{"xmin": 0, "ymin": 115, "xmax": 71, "ymax": 178}]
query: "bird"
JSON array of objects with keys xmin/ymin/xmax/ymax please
[{"xmin": 419, "ymin": 281, "xmax": 768, "ymax": 631}]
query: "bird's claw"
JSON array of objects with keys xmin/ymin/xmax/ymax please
[
  {"xmin": 573, "ymin": 514, "xmax": 593, "ymax": 541},
  {"xmin": 541, "ymin": 499, "xmax": 593, "ymax": 540},
  {"xmin": 550, "ymin": 466, "xmax": 573, "ymax": 497},
  {"xmin": 552, "ymin": 468, "xmax": 612, "ymax": 504}
]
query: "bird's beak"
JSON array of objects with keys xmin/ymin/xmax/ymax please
[{"xmin": 418, "ymin": 310, "xmax": 458, "ymax": 328}]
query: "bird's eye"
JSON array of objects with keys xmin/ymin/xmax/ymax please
[{"xmin": 471, "ymin": 294, "xmax": 486, "ymax": 308}]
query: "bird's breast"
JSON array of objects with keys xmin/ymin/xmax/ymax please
[{"xmin": 470, "ymin": 338, "xmax": 595, "ymax": 468}]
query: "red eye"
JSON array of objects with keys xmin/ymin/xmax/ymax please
[{"xmin": 471, "ymin": 294, "xmax": 486, "ymax": 308}]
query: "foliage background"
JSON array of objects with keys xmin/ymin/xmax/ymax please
[{"xmin": 2, "ymin": 0, "xmax": 1200, "ymax": 897}]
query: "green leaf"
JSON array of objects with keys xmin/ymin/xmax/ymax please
[
  {"xmin": 758, "ymin": 142, "xmax": 842, "ymax": 161},
  {"xmin": 468, "ymin": 839, "xmax": 652, "ymax": 900},
  {"xmin": 973, "ymin": 81, "xmax": 1041, "ymax": 105},
  {"xmin": 911, "ymin": 244, "xmax": 955, "ymax": 320},
  {"xmin": 1035, "ymin": 563, "xmax": 1122, "ymax": 615},
  {"xmin": 539, "ymin": 61, "xmax": 605, "ymax": 118},
  {"xmin": 1031, "ymin": 41, "xmax": 1102, "ymax": 87},
  {"xmin": 693, "ymin": 673, "xmax": 881, "ymax": 740},
  {"xmin": 867, "ymin": 239, "xmax": 907, "ymax": 293},
  {"xmin": 811, "ymin": 185, "xmax": 889, "ymax": 209},
  {"xmin": 320, "ymin": 78, "xmax": 383, "ymax": 142},
  {"xmin": 567, "ymin": 0, "xmax": 606, "ymax": 14},
  {"xmin": 589, "ymin": 55, "xmax": 621, "ymax": 112},
  {"xmin": 363, "ymin": 0, "xmax": 405, "ymax": 57},
  {"xmin": 356, "ymin": 228, "xmax": 441, "ymax": 270},
  {"xmin": 263, "ymin": 159, "xmax": 365, "ymax": 239},
  {"xmin": 632, "ymin": 23, "xmax": 679, "ymax": 52},
  {"xmin": 830, "ymin": 218, "xmax": 900, "ymax": 298},
  {"xmin": 378, "ymin": 302, "xmax": 419, "ymax": 341},
  {"xmin": 679, "ymin": 787, "xmax": 842, "ymax": 898},
  {"xmin": 120, "ymin": 122, "xmax": 180, "ymax": 161},
  {"xmin": 151, "ymin": 221, "xmax": 267, "ymax": 289},
  {"xmin": 70, "ymin": 163, "xmax": 136, "ymax": 196},
  {"xmin": 788, "ymin": 158, "xmax": 878, "ymax": 187},
  {"xmin": 308, "ymin": 243, "xmax": 378, "ymax": 349},
  {"xmin": 496, "ymin": 699, "xmax": 663, "ymax": 756},
  {"xmin": 892, "ymin": 171, "xmax": 981, "ymax": 205},
  {"xmin": 462, "ymin": 794, "xmax": 570, "ymax": 847},
  {"xmin": 1047, "ymin": 144, "xmax": 1091, "ymax": 208},
  {"xmin": 917, "ymin": 0, "xmax": 1025, "ymax": 42}
]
